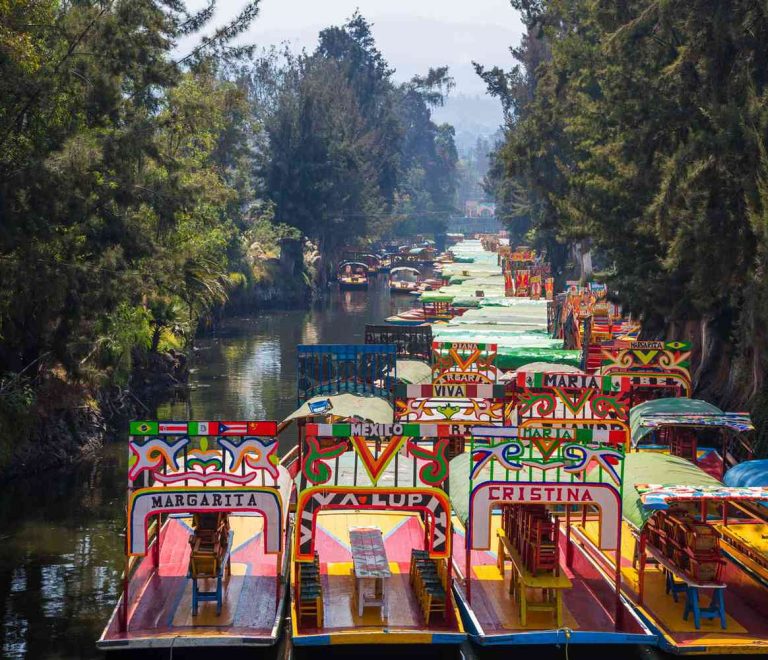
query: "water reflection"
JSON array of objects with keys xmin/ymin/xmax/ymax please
[{"xmin": 0, "ymin": 277, "xmax": 411, "ymax": 658}]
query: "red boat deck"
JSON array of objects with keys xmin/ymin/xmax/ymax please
[
  {"xmin": 99, "ymin": 515, "xmax": 286, "ymax": 649},
  {"xmin": 292, "ymin": 511, "xmax": 464, "ymax": 645}
]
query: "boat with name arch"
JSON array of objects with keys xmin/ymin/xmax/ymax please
[{"xmin": 98, "ymin": 420, "xmax": 293, "ymax": 650}]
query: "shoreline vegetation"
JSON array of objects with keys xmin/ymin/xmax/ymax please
[{"xmin": 0, "ymin": 6, "xmax": 460, "ymax": 479}]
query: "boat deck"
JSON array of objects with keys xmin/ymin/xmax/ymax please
[
  {"xmin": 292, "ymin": 511, "xmax": 465, "ymax": 646},
  {"xmin": 452, "ymin": 516, "xmax": 650, "ymax": 645},
  {"xmin": 99, "ymin": 515, "xmax": 286, "ymax": 649},
  {"xmin": 577, "ymin": 519, "xmax": 768, "ymax": 654}
]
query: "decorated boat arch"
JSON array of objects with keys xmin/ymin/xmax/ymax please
[
  {"xmin": 98, "ymin": 420, "xmax": 292, "ymax": 651},
  {"xmin": 431, "ymin": 341, "xmax": 499, "ymax": 384},
  {"xmin": 600, "ymin": 340, "xmax": 693, "ymax": 400},
  {"xmin": 290, "ymin": 422, "xmax": 465, "ymax": 646},
  {"xmin": 448, "ymin": 420, "xmax": 652, "ymax": 646}
]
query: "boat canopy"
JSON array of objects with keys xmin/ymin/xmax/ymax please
[
  {"xmin": 447, "ymin": 453, "xmax": 476, "ymax": 525},
  {"xmin": 514, "ymin": 361, "xmax": 584, "ymax": 374},
  {"xmin": 629, "ymin": 397, "xmax": 754, "ymax": 447},
  {"xmin": 392, "ymin": 359, "xmax": 432, "ymax": 385},
  {"xmin": 390, "ymin": 266, "xmax": 421, "ymax": 276},
  {"xmin": 617, "ymin": 452, "xmax": 768, "ymax": 530},
  {"xmin": 724, "ymin": 459, "xmax": 768, "ymax": 488},
  {"xmin": 280, "ymin": 393, "xmax": 393, "ymax": 428},
  {"xmin": 338, "ymin": 261, "xmax": 369, "ymax": 272}
]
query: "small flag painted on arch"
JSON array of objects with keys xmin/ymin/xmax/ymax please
[
  {"xmin": 188, "ymin": 421, "xmax": 218, "ymax": 436},
  {"xmin": 129, "ymin": 421, "xmax": 158, "ymax": 436},
  {"xmin": 158, "ymin": 422, "xmax": 188, "ymax": 434},
  {"xmin": 248, "ymin": 421, "xmax": 278, "ymax": 436}
]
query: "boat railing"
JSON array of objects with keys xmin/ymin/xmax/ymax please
[{"xmin": 296, "ymin": 344, "xmax": 397, "ymax": 404}]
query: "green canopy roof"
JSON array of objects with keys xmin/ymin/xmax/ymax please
[
  {"xmin": 448, "ymin": 453, "xmax": 476, "ymax": 525},
  {"xmin": 629, "ymin": 397, "xmax": 753, "ymax": 447},
  {"xmin": 619, "ymin": 453, "xmax": 722, "ymax": 529}
]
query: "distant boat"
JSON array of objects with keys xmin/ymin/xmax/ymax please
[
  {"xmin": 338, "ymin": 261, "xmax": 369, "ymax": 289},
  {"xmin": 389, "ymin": 266, "xmax": 421, "ymax": 294}
]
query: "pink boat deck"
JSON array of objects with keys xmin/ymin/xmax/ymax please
[
  {"xmin": 293, "ymin": 511, "xmax": 464, "ymax": 644},
  {"xmin": 99, "ymin": 516, "xmax": 286, "ymax": 649}
]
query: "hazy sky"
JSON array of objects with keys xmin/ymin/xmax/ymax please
[{"xmin": 186, "ymin": 0, "xmax": 524, "ymax": 95}]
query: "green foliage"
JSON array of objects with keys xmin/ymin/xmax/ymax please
[
  {"xmin": 0, "ymin": 3, "xmax": 459, "ymax": 402},
  {"xmin": 258, "ymin": 15, "xmax": 459, "ymax": 250},
  {"xmin": 484, "ymin": 0, "xmax": 768, "ymax": 407},
  {"xmin": 0, "ymin": 0, "xmax": 263, "ymax": 387}
]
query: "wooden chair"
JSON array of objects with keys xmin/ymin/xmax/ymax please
[{"xmin": 526, "ymin": 517, "xmax": 559, "ymax": 575}]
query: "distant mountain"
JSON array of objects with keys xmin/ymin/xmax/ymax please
[{"xmin": 433, "ymin": 94, "xmax": 504, "ymax": 154}]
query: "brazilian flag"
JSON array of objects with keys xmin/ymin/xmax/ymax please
[{"xmin": 130, "ymin": 421, "xmax": 159, "ymax": 435}]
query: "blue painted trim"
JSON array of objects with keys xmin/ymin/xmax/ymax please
[
  {"xmin": 431, "ymin": 632, "xmax": 467, "ymax": 645},
  {"xmin": 292, "ymin": 634, "xmax": 332, "ymax": 647},
  {"xmin": 472, "ymin": 630, "xmax": 655, "ymax": 646}
]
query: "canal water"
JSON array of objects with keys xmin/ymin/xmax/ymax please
[{"xmin": 0, "ymin": 277, "xmax": 412, "ymax": 658}]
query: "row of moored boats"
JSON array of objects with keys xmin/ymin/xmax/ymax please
[{"xmin": 99, "ymin": 236, "xmax": 768, "ymax": 655}]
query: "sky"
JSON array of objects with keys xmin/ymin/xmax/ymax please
[{"xmin": 185, "ymin": 0, "xmax": 524, "ymax": 96}]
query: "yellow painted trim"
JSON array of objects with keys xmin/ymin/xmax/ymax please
[{"xmin": 328, "ymin": 631, "xmax": 434, "ymax": 645}]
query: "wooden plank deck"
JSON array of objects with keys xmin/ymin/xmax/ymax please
[
  {"xmin": 578, "ymin": 519, "xmax": 768, "ymax": 653},
  {"xmin": 99, "ymin": 515, "xmax": 286, "ymax": 648},
  {"xmin": 452, "ymin": 515, "xmax": 648, "ymax": 640}
]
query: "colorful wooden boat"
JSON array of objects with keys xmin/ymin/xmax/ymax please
[
  {"xmin": 385, "ymin": 301, "xmax": 466, "ymax": 326},
  {"xmin": 629, "ymin": 398, "xmax": 755, "ymax": 480},
  {"xmin": 290, "ymin": 422, "xmax": 466, "ymax": 646},
  {"xmin": 338, "ymin": 262, "xmax": 370, "ymax": 289},
  {"xmin": 98, "ymin": 420, "xmax": 293, "ymax": 651},
  {"xmin": 296, "ymin": 344, "xmax": 396, "ymax": 404},
  {"xmin": 571, "ymin": 452, "xmax": 768, "ymax": 654},
  {"xmin": 428, "ymin": 365, "xmax": 652, "ymax": 647},
  {"xmin": 364, "ymin": 324, "xmax": 433, "ymax": 362},
  {"xmin": 389, "ymin": 266, "xmax": 421, "ymax": 294}
]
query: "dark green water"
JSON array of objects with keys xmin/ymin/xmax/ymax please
[{"xmin": 0, "ymin": 278, "xmax": 412, "ymax": 658}]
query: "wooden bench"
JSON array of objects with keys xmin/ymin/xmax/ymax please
[{"xmin": 496, "ymin": 528, "xmax": 571, "ymax": 627}]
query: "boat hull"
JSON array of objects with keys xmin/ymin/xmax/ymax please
[{"xmin": 339, "ymin": 280, "xmax": 369, "ymax": 290}]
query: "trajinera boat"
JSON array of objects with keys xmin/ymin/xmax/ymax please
[
  {"xmin": 337, "ymin": 261, "xmax": 370, "ymax": 290},
  {"xmin": 98, "ymin": 420, "xmax": 294, "ymax": 650},
  {"xmin": 389, "ymin": 266, "xmax": 421, "ymax": 294}
]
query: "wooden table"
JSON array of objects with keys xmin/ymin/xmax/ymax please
[
  {"xmin": 496, "ymin": 528, "xmax": 571, "ymax": 627},
  {"xmin": 350, "ymin": 527, "xmax": 391, "ymax": 618},
  {"xmin": 640, "ymin": 541, "xmax": 726, "ymax": 630}
]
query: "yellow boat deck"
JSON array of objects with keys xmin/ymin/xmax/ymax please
[
  {"xmin": 575, "ymin": 519, "xmax": 768, "ymax": 653},
  {"xmin": 290, "ymin": 511, "xmax": 464, "ymax": 645}
]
